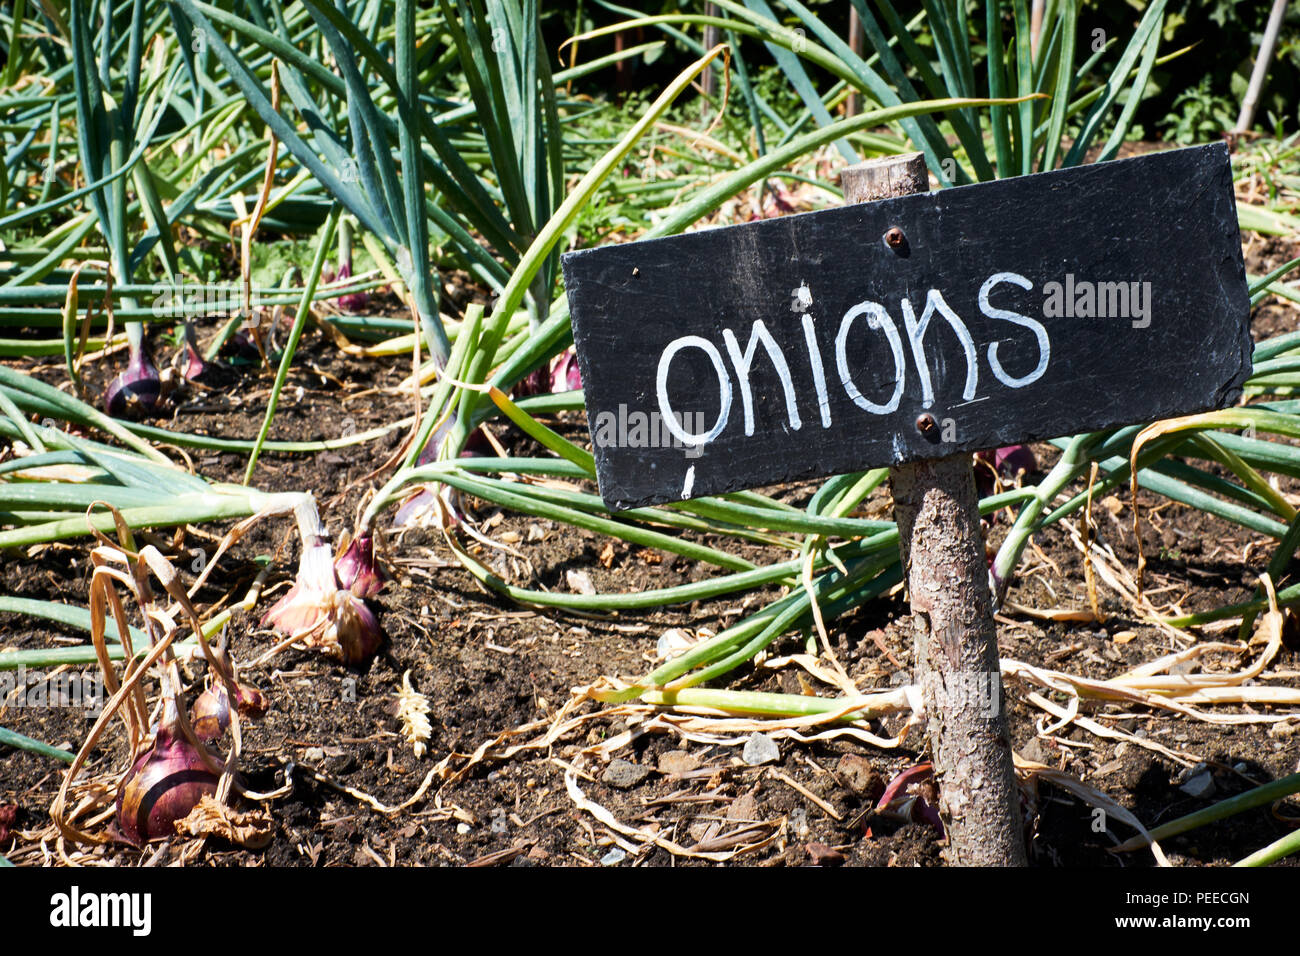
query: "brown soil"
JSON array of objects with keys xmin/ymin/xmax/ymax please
[{"xmin": 2, "ymin": 232, "xmax": 1299, "ymax": 869}]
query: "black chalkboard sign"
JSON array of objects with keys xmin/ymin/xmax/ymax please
[{"xmin": 562, "ymin": 143, "xmax": 1252, "ymax": 512}]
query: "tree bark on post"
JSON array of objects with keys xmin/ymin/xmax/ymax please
[{"xmin": 840, "ymin": 153, "xmax": 1027, "ymax": 867}]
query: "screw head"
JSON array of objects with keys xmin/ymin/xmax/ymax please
[
  {"xmin": 884, "ymin": 226, "xmax": 905, "ymax": 248},
  {"xmin": 915, "ymin": 413, "xmax": 937, "ymax": 436}
]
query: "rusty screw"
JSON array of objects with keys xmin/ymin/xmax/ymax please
[
  {"xmin": 915, "ymin": 412, "xmax": 937, "ymax": 437},
  {"xmin": 884, "ymin": 226, "xmax": 905, "ymax": 248}
]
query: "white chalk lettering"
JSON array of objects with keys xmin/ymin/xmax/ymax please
[
  {"xmin": 722, "ymin": 319, "xmax": 802, "ymax": 436},
  {"xmin": 899, "ymin": 288, "xmax": 978, "ymax": 407},
  {"xmin": 656, "ymin": 335, "xmax": 732, "ymax": 446},
  {"xmin": 645, "ymin": 271, "xmax": 1060, "ymax": 450},
  {"xmin": 980, "ymin": 272, "xmax": 1050, "ymax": 389},
  {"xmin": 801, "ymin": 313, "xmax": 832, "ymax": 428},
  {"xmin": 836, "ymin": 300, "xmax": 906, "ymax": 415}
]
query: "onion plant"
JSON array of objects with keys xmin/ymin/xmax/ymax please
[
  {"xmin": 63, "ymin": 0, "xmax": 185, "ymax": 415},
  {"xmin": 1, "ymin": 0, "xmax": 385, "ymax": 419},
  {"xmin": 0, "ymin": 350, "xmax": 394, "ymax": 665},
  {"xmin": 1106, "ymin": 771, "xmax": 1300, "ymax": 866},
  {"xmin": 171, "ymin": 0, "xmax": 640, "ymax": 362}
]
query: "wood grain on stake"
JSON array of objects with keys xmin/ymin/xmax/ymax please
[{"xmin": 562, "ymin": 143, "xmax": 1251, "ymax": 513}]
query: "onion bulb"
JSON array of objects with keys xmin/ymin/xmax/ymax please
[
  {"xmin": 261, "ymin": 534, "xmax": 384, "ymax": 665},
  {"xmin": 115, "ymin": 701, "xmax": 219, "ymax": 846}
]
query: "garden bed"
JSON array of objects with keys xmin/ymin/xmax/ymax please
[{"xmin": 2, "ymin": 229, "xmax": 1297, "ymax": 868}]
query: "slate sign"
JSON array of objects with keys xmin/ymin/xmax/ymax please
[{"xmin": 562, "ymin": 143, "xmax": 1252, "ymax": 512}]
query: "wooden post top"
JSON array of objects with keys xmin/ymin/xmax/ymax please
[{"xmin": 840, "ymin": 152, "xmax": 927, "ymax": 203}]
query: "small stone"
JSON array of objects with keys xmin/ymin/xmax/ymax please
[
  {"xmin": 602, "ymin": 758, "xmax": 651, "ymax": 789},
  {"xmin": 656, "ymin": 628, "xmax": 694, "ymax": 659},
  {"xmin": 1179, "ymin": 772, "xmax": 1215, "ymax": 799},
  {"xmin": 456, "ymin": 823, "xmax": 471, "ymax": 835},
  {"xmin": 1019, "ymin": 737, "xmax": 1049, "ymax": 764},
  {"xmin": 600, "ymin": 848, "xmax": 626, "ymax": 866},
  {"xmin": 1232, "ymin": 762, "xmax": 1248, "ymax": 774},
  {"xmin": 566, "ymin": 569, "xmax": 595, "ymax": 594},
  {"xmin": 788, "ymin": 807, "xmax": 811, "ymax": 841},
  {"xmin": 741, "ymin": 732, "xmax": 780, "ymax": 766},
  {"xmin": 806, "ymin": 842, "xmax": 845, "ymax": 866},
  {"xmin": 304, "ymin": 747, "xmax": 325, "ymax": 763},
  {"xmin": 657, "ymin": 751, "xmax": 699, "ymax": 775},
  {"xmin": 835, "ymin": 754, "xmax": 882, "ymax": 798},
  {"xmin": 688, "ymin": 820, "xmax": 715, "ymax": 843},
  {"xmin": 327, "ymin": 753, "xmax": 357, "ymax": 776},
  {"xmin": 727, "ymin": 793, "xmax": 760, "ymax": 822},
  {"xmin": 1270, "ymin": 721, "xmax": 1296, "ymax": 738}
]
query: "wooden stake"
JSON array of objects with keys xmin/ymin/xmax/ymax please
[
  {"xmin": 1235, "ymin": 0, "xmax": 1288, "ymax": 134},
  {"xmin": 841, "ymin": 153, "xmax": 1027, "ymax": 867}
]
